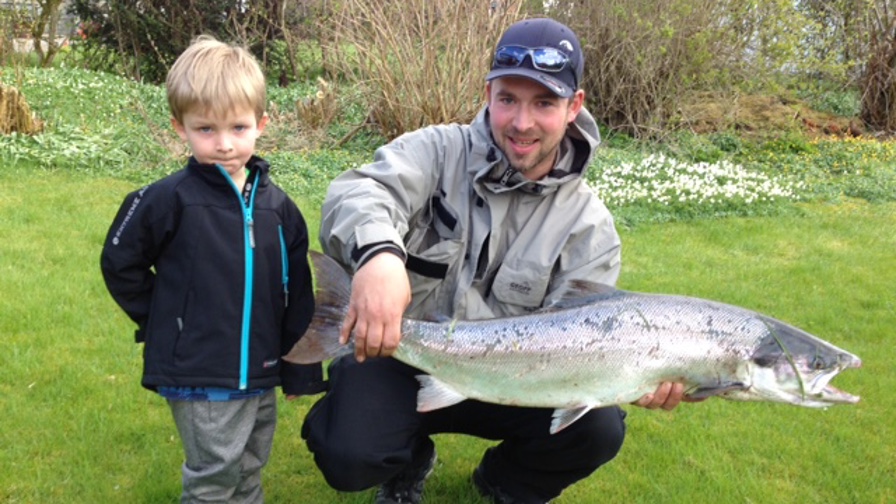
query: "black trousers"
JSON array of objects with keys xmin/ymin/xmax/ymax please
[{"xmin": 301, "ymin": 356, "xmax": 627, "ymax": 503}]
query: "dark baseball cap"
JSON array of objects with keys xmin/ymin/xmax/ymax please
[{"xmin": 486, "ymin": 18, "xmax": 584, "ymax": 98}]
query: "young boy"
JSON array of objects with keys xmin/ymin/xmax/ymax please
[{"xmin": 100, "ymin": 35, "xmax": 324, "ymax": 503}]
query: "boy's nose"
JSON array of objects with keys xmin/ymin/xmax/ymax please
[{"xmin": 218, "ymin": 138, "xmax": 234, "ymax": 152}]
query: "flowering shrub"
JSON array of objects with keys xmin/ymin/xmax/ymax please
[{"xmin": 590, "ymin": 153, "xmax": 803, "ymax": 208}]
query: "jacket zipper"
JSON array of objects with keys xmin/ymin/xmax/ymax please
[
  {"xmin": 219, "ymin": 165, "xmax": 257, "ymax": 390},
  {"xmin": 279, "ymin": 225, "xmax": 289, "ymax": 307}
]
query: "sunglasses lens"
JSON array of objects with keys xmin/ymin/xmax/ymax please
[
  {"xmin": 493, "ymin": 46, "xmax": 568, "ymax": 73},
  {"xmin": 531, "ymin": 48, "xmax": 566, "ymax": 72},
  {"xmin": 494, "ymin": 46, "xmax": 527, "ymax": 67}
]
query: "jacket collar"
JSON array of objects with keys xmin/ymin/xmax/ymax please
[{"xmin": 185, "ymin": 155, "xmax": 271, "ymax": 189}]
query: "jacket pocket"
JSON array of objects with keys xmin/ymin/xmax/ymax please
[
  {"xmin": 491, "ymin": 260, "xmax": 552, "ymax": 311},
  {"xmin": 406, "ymin": 194, "xmax": 462, "ymax": 252},
  {"xmin": 406, "ymin": 238, "xmax": 464, "ymax": 318},
  {"xmin": 404, "ymin": 193, "xmax": 465, "ymax": 317}
]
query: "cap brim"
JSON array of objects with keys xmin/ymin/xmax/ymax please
[{"xmin": 486, "ymin": 67, "xmax": 574, "ymax": 98}]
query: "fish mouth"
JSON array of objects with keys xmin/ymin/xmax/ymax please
[
  {"xmin": 816, "ymin": 385, "xmax": 860, "ymax": 404},
  {"xmin": 805, "ymin": 358, "xmax": 862, "ymax": 406}
]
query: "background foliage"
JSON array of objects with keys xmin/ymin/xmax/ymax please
[
  {"xmin": 66, "ymin": 0, "xmax": 328, "ymax": 84},
  {"xmin": 1, "ymin": 0, "xmax": 887, "ymax": 137},
  {"xmin": 321, "ymin": 0, "xmax": 522, "ymax": 140}
]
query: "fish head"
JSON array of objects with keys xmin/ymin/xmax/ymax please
[{"xmin": 728, "ymin": 317, "xmax": 861, "ymax": 407}]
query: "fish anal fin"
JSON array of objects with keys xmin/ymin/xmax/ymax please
[
  {"xmin": 550, "ymin": 405, "xmax": 593, "ymax": 434},
  {"xmin": 687, "ymin": 381, "xmax": 748, "ymax": 400},
  {"xmin": 416, "ymin": 375, "xmax": 468, "ymax": 412}
]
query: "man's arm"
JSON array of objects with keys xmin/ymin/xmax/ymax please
[{"xmin": 319, "ymin": 126, "xmax": 464, "ymax": 360}]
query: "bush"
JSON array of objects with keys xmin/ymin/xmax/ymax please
[
  {"xmin": 68, "ymin": 0, "xmax": 233, "ymax": 82},
  {"xmin": 323, "ymin": 0, "xmax": 524, "ymax": 140},
  {"xmin": 547, "ymin": 0, "xmax": 838, "ymax": 138},
  {"xmin": 67, "ymin": 0, "xmax": 323, "ymax": 84}
]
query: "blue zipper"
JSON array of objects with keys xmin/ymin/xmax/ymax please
[
  {"xmin": 218, "ymin": 165, "xmax": 256, "ymax": 390},
  {"xmin": 279, "ymin": 225, "xmax": 289, "ymax": 307}
]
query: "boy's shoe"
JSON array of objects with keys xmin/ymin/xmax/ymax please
[
  {"xmin": 472, "ymin": 464, "xmax": 549, "ymax": 504},
  {"xmin": 374, "ymin": 447, "xmax": 437, "ymax": 504}
]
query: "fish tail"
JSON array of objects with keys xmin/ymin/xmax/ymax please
[{"xmin": 282, "ymin": 251, "xmax": 354, "ymax": 364}]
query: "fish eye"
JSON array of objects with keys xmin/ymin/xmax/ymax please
[{"xmin": 812, "ymin": 356, "xmax": 826, "ymax": 370}]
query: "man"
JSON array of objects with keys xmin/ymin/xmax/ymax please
[{"xmin": 302, "ymin": 18, "xmax": 692, "ymax": 504}]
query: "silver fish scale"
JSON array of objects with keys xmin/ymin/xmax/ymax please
[{"xmin": 395, "ymin": 294, "xmax": 769, "ymax": 408}]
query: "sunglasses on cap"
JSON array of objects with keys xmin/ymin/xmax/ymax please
[{"xmin": 493, "ymin": 45, "xmax": 570, "ymax": 73}]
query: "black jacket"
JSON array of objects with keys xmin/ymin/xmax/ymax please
[{"xmin": 101, "ymin": 156, "xmax": 324, "ymax": 395}]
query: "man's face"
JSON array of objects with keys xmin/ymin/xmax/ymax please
[{"xmin": 486, "ymin": 76, "xmax": 584, "ymax": 181}]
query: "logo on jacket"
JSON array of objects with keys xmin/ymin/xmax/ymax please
[
  {"xmin": 111, "ymin": 186, "xmax": 148, "ymax": 246},
  {"xmin": 509, "ymin": 281, "xmax": 532, "ymax": 295}
]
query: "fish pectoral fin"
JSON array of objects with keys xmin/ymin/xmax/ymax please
[
  {"xmin": 415, "ymin": 375, "xmax": 468, "ymax": 412},
  {"xmin": 550, "ymin": 405, "xmax": 593, "ymax": 435},
  {"xmin": 687, "ymin": 381, "xmax": 748, "ymax": 400}
]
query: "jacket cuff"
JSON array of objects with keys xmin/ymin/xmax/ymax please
[
  {"xmin": 352, "ymin": 243, "xmax": 407, "ymax": 270},
  {"xmin": 280, "ymin": 362, "xmax": 327, "ymax": 396}
]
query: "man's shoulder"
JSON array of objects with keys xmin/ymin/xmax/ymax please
[{"xmin": 401, "ymin": 121, "xmax": 474, "ymax": 147}]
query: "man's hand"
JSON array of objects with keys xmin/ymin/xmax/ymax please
[
  {"xmin": 633, "ymin": 382, "xmax": 704, "ymax": 410},
  {"xmin": 341, "ymin": 252, "xmax": 411, "ymax": 362}
]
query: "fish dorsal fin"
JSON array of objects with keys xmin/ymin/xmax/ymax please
[
  {"xmin": 547, "ymin": 280, "xmax": 622, "ymax": 311},
  {"xmin": 415, "ymin": 375, "xmax": 468, "ymax": 412},
  {"xmin": 550, "ymin": 405, "xmax": 593, "ymax": 434}
]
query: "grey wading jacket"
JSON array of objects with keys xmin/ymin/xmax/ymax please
[{"xmin": 320, "ymin": 106, "xmax": 621, "ymax": 320}]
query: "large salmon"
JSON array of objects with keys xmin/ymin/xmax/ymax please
[{"xmin": 285, "ymin": 252, "xmax": 861, "ymax": 434}]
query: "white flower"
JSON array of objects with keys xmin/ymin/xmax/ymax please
[{"xmin": 590, "ymin": 154, "xmax": 801, "ymax": 208}]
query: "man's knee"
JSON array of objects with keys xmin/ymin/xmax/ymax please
[
  {"xmin": 576, "ymin": 406, "xmax": 627, "ymax": 468},
  {"xmin": 309, "ymin": 443, "xmax": 387, "ymax": 492}
]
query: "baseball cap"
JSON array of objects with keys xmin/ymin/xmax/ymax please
[{"xmin": 486, "ymin": 18, "xmax": 584, "ymax": 98}]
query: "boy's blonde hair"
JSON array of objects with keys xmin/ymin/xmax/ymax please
[{"xmin": 166, "ymin": 35, "xmax": 266, "ymax": 122}]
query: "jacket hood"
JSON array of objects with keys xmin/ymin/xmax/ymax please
[{"xmin": 469, "ymin": 105, "xmax": 602, "ymax": 195}]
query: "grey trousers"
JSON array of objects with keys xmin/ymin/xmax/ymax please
[{"xmin": 168, "ymin": 389, "xmax": 277, "ymax": 504}]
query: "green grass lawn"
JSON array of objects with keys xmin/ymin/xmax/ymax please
[{"xmin": 1, "ymin": 167, "xmax": 891, "ymax": 503}]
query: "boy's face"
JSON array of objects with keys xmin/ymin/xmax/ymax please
[{"xmin": 171, "ymin": 107, "xmax": 268, "ymax": 178}]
